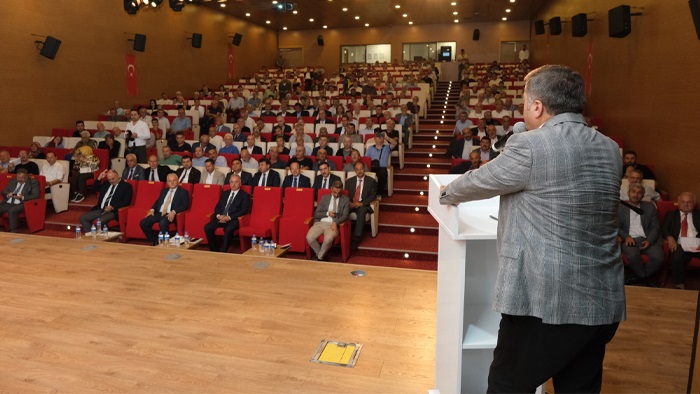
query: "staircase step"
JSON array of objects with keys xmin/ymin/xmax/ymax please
[{"xmin": 359, "ymin": 232, "xmax": 438, "ymax": 254}]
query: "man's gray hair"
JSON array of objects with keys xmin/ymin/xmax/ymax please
[{"xmin": 524, "ymin": 65, "xmax": 585, "ymax": 115}]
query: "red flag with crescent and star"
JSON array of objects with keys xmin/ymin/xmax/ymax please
[
  {"xmin": 126, "ymin": 54, "xmax": 139, "ymax": 97},
  {"xmin": 227, "ymin": 46, "xmax": 235, "ymax": 81}
]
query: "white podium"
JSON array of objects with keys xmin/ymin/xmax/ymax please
[{"xmin": 427, "ymin": 174, "xmax": 501, "ymax": 394}]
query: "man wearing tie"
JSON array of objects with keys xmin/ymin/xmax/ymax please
[
  {"xmin": 282, "ymin": 162, "xmax": 311, "ymax": 189},
  {"xmin": 252, "ymin": 158, "xmax": 280, "ymax": 188},
  {"xmin": 139, "ymin": 173, "xmax": 190, "ymax": 245},
  {"xmin": 312, "ymin": 162, "xmax": 341, "ymax": 196},
  {"xmin": 79, "ymin": 169, "xmax": 133, "ymax": 230},
  {"xmin": 144, "ymin": 155, "xmax": 172, "ymax": 182},
  {"xmin": 0, "ymin": 169, "xmax": 39, "ymax": 232},
  {"xmin": 224, "ymin": 158, "xmax": 253, "ymax": 186},
  {"xmin": 175, "ymin": 155, "xmax": 201, "ymax": 184},
  {"xmin": 121, "ymin": 154, "xmax": 145, "ymax": 181},
  {"xmin": 204, "ymin": 174, "xmax": 251, "ymax": 252},
  {"xmin": 663, "ymin": 192, "xmax": 700, "ymax": 289},
  {"xmin": 306, "ymin": 180, "xmax": 350, "ymax": 261},
  {"xmin": 345, "ymin": 161, "xmax": 377, "ymax": 250}
]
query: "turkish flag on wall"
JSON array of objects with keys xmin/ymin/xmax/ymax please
[
  {"xmin": 125, "ymin": 54, "xmax": 139, "ymax": 97},
  {"xmin": 227, "ymin": 46, "xmax": 235, "ymax": 81}
]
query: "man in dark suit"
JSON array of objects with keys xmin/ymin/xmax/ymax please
[
  {"xmin": 204, "ymin": 174, "xmax": 251, "ymax": 252},
  {"xmin": 121, "ymin": 153, "xmax": 145, "ymax": 181},
  {"xmin": 306, "ymin": 180, "xmax": 350, "ymax": 261},
  {"xmin": 241, "ymin": 135, "xmax": 263, "ymax": 155},
  {"xmin": 313, "ymin": 162, "xmax": 342, "ymax": 196},
  {"xmin": 276, "ymin": 115, "xmax": 292, "ymax": 133},
  {"xmin": 79, "ymin": 169, "xmax": 133, "ymax": 230},
  {"xmin": 0, "ymin": 169, "xmax": 39, "ymax": 232},
  {"xmin": 139, "ymin": 173, "xmax": 190, "ymax": 245},
  {"xmin": 345, "ymin": 161, "xmax": 377, "ymax": 249},
  {"xmin": 175, "ymin": 156, "xmax": 201, "ymax": 184},
  {"xmin": 312, "ymin": 135, "xmax": 334, "ymax": 157},
  {"xmin": 618, "ymin": 183, "xmax": 664, "ymax": 287},
  {"xmin": 475, "ymin": 136, "xmax": 500, "ymax": 162},
  {"xmin": 144, "ymin": 155, "xmax": 172, "ymax": 182},
  {"xmin": 282, "ymin": 162, "xmax": 311, "ymax": 189},
  {"xmin": 224, "ymin": 158, "xmax": 253, "ymax": 186},
  {"xmin": 292, "ymin": 103, "xmax": 309, "ymax": 119},
  {"xmin": 663, "ymin": 192, "xmax": 700, "ymax": 289},
  {"xmin": 447, "ymin": 130, "xmax": 481, "ymax": 159},
  {"xmin": 314, "ymin": 111, "xmax": 334, "ymax": 129},
  {"xmin": 252, "ymin": 158, "xmax": 280, "ymax": 188}
]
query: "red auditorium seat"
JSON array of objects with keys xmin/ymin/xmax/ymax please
[
  {"xmin": 278, "ymin": 187, "xmax": 315, "ymax": 253},
  {"xmin": 183, "ymin": 183, "xmax": 223, "ymax": 245},
  {"xmin": 119, "ymin": 180, "xmax": 165, "ymax": 242},
  {"xmin": 238, "ymin": 186, "xmax": 282, "ymax": 250},
  {"xmin": 0, "ymin": 175, "xmax": 47, "ymax": 233},
  {"xmin": 305, "ymin": 188, "xmax": 351, "ymax": 262}
]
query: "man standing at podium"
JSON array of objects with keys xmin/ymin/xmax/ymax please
[{"xmin": 439, "ymin": 65, "xmax": 625, "ymax": 393}]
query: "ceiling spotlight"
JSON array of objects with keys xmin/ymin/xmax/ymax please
[
  {"xmin": 355, "ymin": 15, "xmax": 360, "ymax": 19},
  {"xmin": 365, "ymin": 23, "xmax": 369, "ymax": 26},
  {"xmin": 245, "ymin": 12, "xmax": 250, "ymax": 16},
  {"xmin": 502, "ymin": 17, "xmax": 507, "ymax": 20},
  {"xmin": 453, "ymin": 11, "xmax": 458, "ymax": 15},
  {"xmin": 454, "ymin": 19, "xmax": 459, "ymax": 23},
  {"xmin": 323, "ymin": 25, "xmax": 328, "ymax": 28},
  {"xmin": 342, "ymin": 7, "xmax": 348, "ymax": 11},
  {"xmin": 506, "ymin": 8, "xmax": 511, "ymax": 12},
  {"xmin": 395, "ymin": 4, "xmax": 400, "ymax": 8},
  {"xmin": 266, "ymin": 20, "xmax": 271, "ymax": 24},
  {"xmin": 409, "ymin": 21, "xmax": 413, "ymax": 24},
  {"xmin": 451, "ymin": 1, "xmax": 456, "ymax": 4},
  {"xmin": 220, "ymin": 3, "xmax": 225, "ymax": 7},
  {"xmin": 309, "ymin": 18, "xmax": 314, "ymax": 22},
  {"xmin": 292, "ymin": 10, "xmax": 297, "ymax": 14},
  {"xmin": 402, "ymin": 13, "xmax": 407, "ymax": 17},
  {"xmin": 510, "ymin": 0, "xmax": 515, "ymax": 2},
  {"xmin": 272, "ymin": 0, "xmax": 278, "ymax": 4},
  {"xmin": 283, "ymin": 26, "xmax": 287, "ymax": 30}
]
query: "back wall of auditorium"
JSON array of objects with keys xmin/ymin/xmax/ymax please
[{"xmin": 0, "ymin": 0, "xmax": 695, "ymax": 199}]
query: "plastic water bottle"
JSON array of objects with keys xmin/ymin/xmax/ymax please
[
  {"xmin": 103, "ymin": 224, "xmax": 108, "ymax": 237},
  {"xmin": 164, "ymin": 232, "xmax": 170, "ymax": 246},
  {"xmin": 251, "ymin": 234, "xmax": 257, "ymax": 251},
  {"xmin": 96, "ymin": 218, "xmax": 102, "ymax": 234},
  {"xmin": 259, "ymin": 239, "xmax": 265, "ymax": 253},
  {"xmin": 158, "ymin": 231, "xmax": 164, "ymax": 245},
  {"xmin": 90, "ymin": 224, "xmax": 96, "ymax": 237},
  {"xmin": 174, "ymin": 233, "xmax": 181, "ymax": 247},
  {"xmin": 75, "ymin": 225, "xmax": 81, "ymax": 239},
  {"xmin": 268, "ymin": 242, "xmax": 275, "ymax": 256},
  {"xmin": 184, "ymin": 231, "xmax": 190, "ymax": 245}
]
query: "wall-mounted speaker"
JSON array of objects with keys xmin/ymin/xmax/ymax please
[
  {"xmin": 549, "ymin": 17, "xmax": 562, "ymax": 35},
  {"xmin": 317, "ymin": 35, "xmax": 324, "ymax": 46},
  {"xmin": 191, "ymin": 33, "xmax": 202, "ymax": 48},
  {"xmin": 473, "ymin": 29, "xmax": 480, "ymax": 41},
  {"xmin": 609, "ymin": 5, "xmax": 631, "ymax": 38},
  {"xmin": 232, "ymin": 33, "xmax": 243, "ymax": 46},
  {"xmin": 572, "ymin": 13, "xmax": 588, "ymax": 37},
  {"xmin": 689, "ymin": 0, "xmax": 700, "ymax": 39},
  {"xmin": 133, "ymin": 34, "xmax": 147, "ymax": 52},
  {"xmin": 534, "ymin": 20, "xmax": 545, "ymax": 35},
  {"xmin": 39, "ymin": 36, "xmax": 61, "ymax": 59}
]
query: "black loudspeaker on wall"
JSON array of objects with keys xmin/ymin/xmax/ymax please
[
  {"xmin": 191, "ymin": 33, "xmax": 203, "ymax": 48},
  {"xmin": 232, "ymin": 33, "xmax": 242, "ymax": 46},
  {"xmin": 608, "ymin": 5, "xmax": 631, "ymax": 38},
  {"xmin": 534, "ymin": 20, "xmax": 545, "ymax": 35},
  {"xmin": 689, "ymin": 0, "xmax": 700, "ymax": 40},
  {"xmin": 472, "ymin": 29, "xmax": 480, "ymax": 41},
  {"xmin": 133, "ymin": 34, "xmax": 147, "ymax": 52},
  {"xmin": 317, "ymin": 35, "xmax": 324, "ymax": 46},
  {"xmin": 549, "ymin": 17, "xmax": 562, "ymax": 35},
  {"xmin": 39, "ymin": 36, "xmax": 61, "ymax": 59},
  {"xmin": 572, "ymin": 13, "xmax": 588, "ymax": 37}
]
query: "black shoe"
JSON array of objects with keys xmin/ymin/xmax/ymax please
[
  {"xmin": 73, "ymin": 193, "xmax": 85, "ymax": 203},
  {"xmin": 645, "ymin": 279, "xmax": 661, "ymax": 288},
  {"xmin": 351, "ymin": 240, "xmax": 359, "ymax": 250}
]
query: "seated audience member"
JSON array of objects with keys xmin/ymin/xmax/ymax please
[
  {"xmin": 45, "ymin": 136, "xmax": 64, "ymax": 149},
  {"xmin": 191, "ymin": 147, "xmax": 207, "ymax": 167},
  {"xmin": 365, "ymin": 132, "xmax": 391, "ymax": 195},
  {"xmin": 382, "ymin": 119, "xmax": 401, "ymax": 150},
  {"xmin": 79, "ymin": 169, "xmax": 133, "ymax": 231},
  {"xmin": 486, "ymin": 125, "xmax": 502, "ymax": 146},
  {"xmin": 447, "ymin": 129, "xmax": 480, "ymax": 159},
  {"xmin": 619, "ymin": 183, "xmax": 664, "ymax": 287},
  {"xmin": 623, "ymin": 150, "xmax": 656, "ymax": 180},
  {"xmin": 315, "ymin": 110, "xmax": 335, "ymax": 128},
  {"xmin": 312, "ymin": 135, "xmax": 334, "ymax": 156},
  {"xmin": 335, "ymin": 116, "xmax": 351, "ymax": 135},
  {"xmin": 500, "ymin": 116, "xmax": 513, "ymax": 135},
  {"xmin": 207, "ymin": 147, "xmax": 227, "ymax": 168},
  {"xmin": 230, "ymin": 124, "xmax": 247, "ymax": 143},
  {"xmin": 255, "ymin": 119, "xmax": 271, "ymax": 135},
  {"xmin": 204, "ymin": 174, "xmax": 251, "ymax": 253},
  {"xmin": 75, "ymin": 131, "xmax": 98, "ymax": 152},
  {"xmin": 219, "ymin": 133, "xmax": 240, "ymax": 155},
  {"xmin": 171, "ymin": 107, "xmax": 192, "ymax": 133},
  {"xmin": 192, "ymin": 134, "xmax": 216, "ymax": 154},
  {"xmin": 359, "ymin": 117, "xmax": 376, "ymax": 137},
  {"xmin": 28, "ymin": 142, "xmax": 46, "ymax": 159},
  {"xmin": 242, "ymin": 135, "xmax": 262, "ymax": 155},
  {"xmin": 620, "ymin": 169, "xmax": 660, "ymax": 202},
  {"xmin": 287, "ymin": 145, "xmax": 313, "ymax": 170},
  {"xmin": 276, "ymin": 115, "xmax": 292, "ymax": 133},
  {"xmin": 139, "ymin": 173, "xmax": 190, "ymax": 246},
  {"xmin": 169, "ymin": 131, "xmax": 192, "ymax": 153},
  {"xmin": 200, "ymin": 159, "xmax": 225, "ymax": 185},
  {"xmin": 267, "ymin": 148, "xmax": 287, "ymax": 170},
  {"xmin": 313, "ymin": 161, "xmax": 342, "ymax": 193},
  {"xmin": 337, "ymin": 136, "xmax": 354, "ymax": 161},
  {"xmin": 454, "ymin": 111, "xmax": 474, "ymax": 137},
  {"xmin": 341, "ymin": 123, "xmax": 363, "ymax": 144},
  {"xmin": 306, "ymin": 180, "xmax": 350, "ymax": 261},
  {"xmin": 272, "ymin": 135, "xmax": 290, "ymax": 155},
  {"xmin": 395, "ymin": 104, "xmax": 414, "ymax": 131},
  {"xmin": 663, "ymin": 192, "xmax": 700, "ymax": 290},
  {"xmin": 41, "ymin": 152, "xmax": 66, "ymax": 189},
  {"xmin": 98, "ymin": 134, "xmax": 121, "ymax": 159},
  {"xmin": 224, "ymin": 158, "xmax": 253, "ymax": 185},
  {"xmin": 345, "ymin": 161, "xmax": 378, "ymax": 250},
  {"xmin": 68, "ymin": 147, "xmax": 100, "ymax": 203},
  {"xmin": 93, "ymin": 123, "xmax": 110, "ymax": 138},
  {"xmin": 292, "ymin": 122, "xmax": 313, "ymax": 144},
  {"xmin": 122, "ymin": 153, "xmax": 145, "ymax": 181},
  {"xmin": 343, "ymin": 149, "xmax": 368, "ymax": 173},
  {"xmin": 160, "ymin": 146, "xmax": 182, "ymax": 166},
  {"xmin": 470, "ymin": 118, "xmax": 488, "ymax": 139},
  {"xmin": 0, "ymin": 150, "xmax": 11, "ymax": 173},
  {"xmin": 150, "ymin": 118, "xmax": 164, "ymax": 142},
  {"xmin": 315, "ymin": 127, "xmax": 337, "ymax": 143},
  {"xmin": 240, "ymin": 149, "xmax": 259, "ymax": 171},
  {"xmin": 155, "ymin": 109, "xmax": 171, "ymax": 134},
  {"xmin": 282, "ymin": 162, "xmax": 311, "ymax": 189},
  {"xmin": 449, "ymin": 150, "xmax": 482, "ymax": 175},
  {"xmin": 0, "ymin": 169, "xmax": 39, "ymax": 232},
  {"xmin": 290, "ymin": 136, "xmax": 312, "ymax": 156},
  {"xmin": 208, "ymin": 125, "xmax": 224, "ymax": 149},
  {"xmin": 469, "ymin": 102, "xmax": 485, "ymax": 119},
  {"xmin": 252, "ymin": 158, "xmax": 280, "ymax": 187},
  {"xmin": 72, "ymin": 120, "xmax": 87, "ymax": 137},
  {"xmin": 175, "ymin": 155, "xmax": 201, "ymax": 184},
  {"xmin": 144, "ymin": 155, "xmax": 172, "ymax": 182},
  {"xmin": 312, "ymin": 148, "xmax": 337, "ymax": 171},
  {"xmin": 407, "ymin": 95, "xmax": 421, "ymax": 114},
  {"xmin": 476, "ymin": 136, "xmax": 499, "ymax": 163}
]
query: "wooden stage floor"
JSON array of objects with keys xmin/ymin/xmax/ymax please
[{"xmin": 0, "ymin": 233, "xmax": 697, "ymax": 393}]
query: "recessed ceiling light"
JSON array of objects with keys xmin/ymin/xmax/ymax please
[
  {"xmin": 309, "ymin": 18, "xmax": 314, "ymax": 22},
  {"xmin": 453, "ymin": 11, "xmax": 458, "ymax": 15},
  {"xmin": 283, "ymin": 27, "xmax": 287, "ymax": 30},
  {"xmin": 365, "ymin": 23, "xmax": 369, "ymax": 26},
  {"xmin": 272, "ymin": 0, "xmax": 277, "ymax": 4},
  {"xmin": 402, "ymin": 13, "xmax": 407, "ymax": 17},
  {"xmin": 266, "ymin": 20, "xmax": 271, "ymax": 24},
  {"xmin": 506, "ymin": 8, "xmax": 511, "ymax": 12},
  {"xmin": 502, "ymin": 17, "xmax": 507, "ymax": 20},
  {"xmin": 355, "ymin": 15, "xmax": 360, "ymax": 19},
  {"xmin": 292, "ymin": 10, "xmax": 297, "ymax": 14},
  {"xmin": 220, "ymin": 3, "xmax": 225, "ymax": 7},
  {"xmin": 245, "ymin": 12, "xmax": 250, "ymax": 16},
  {"xmin": 323, "ymin": 25, "xmax": 328, "ymax": 29},
  {"xmin": 409, "ymin": 21, "xmax": 413, "ymax": 24},
  {"xmin": 395, "ymin": 4, "xmax": 400, "ymax": 8},
  {"xmin": 342, "ymin": 7, "xmax": 348, "ymax": 11},
  {"xmin": 510, "ymin": 0, "xmax": 515, "ymax": 2},
  {"xmin": 451, "ymin": 1, "xmax": 457, "ymax": 4},
  {"xmin": 454, "ymin": 19, "xmax": 459, "ymax": 23}
]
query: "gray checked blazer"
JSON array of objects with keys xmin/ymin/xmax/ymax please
[{"xmin": 440, "ymin": 113, "xmax": 626, "ymax": 325}]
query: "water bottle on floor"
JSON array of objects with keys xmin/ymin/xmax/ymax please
[
  {"xmin": 158, "ymin": 231, "xmax": 164, "ymax": 245},
  {"xmin": 75, "ymin": 225, "xmax": 81, "ymax": 239},
  {"xmin": 184, "ymin": 231, "xmax": 190, "ymax": 246},
  {"xmin": 251, "ymin": 234, "xmax": 257, "ymax": 251},
  {"xmin": 96, "ymin": 218, "xmax": 102, "ymax": 234},
  {"xmin": 90, "ymin": 224, "xmax": 96, "ymax": 237},
  {"xmin": 164, "ymin": 232, "xmax": 170, "ymax": 245}
]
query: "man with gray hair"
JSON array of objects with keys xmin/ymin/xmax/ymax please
[
  {"xmin": 79, "ymin": 169, "xmax": 133, "ymax": 230},
  {"xmin": 0, "ymin": 169, "xmax": 39, "ymax": 232},
  {"xmin": 440, "ymin": 65, "xmax": 624, "ymax": 392}
]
